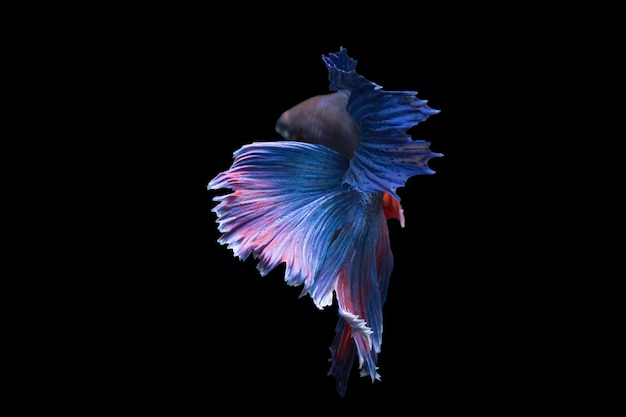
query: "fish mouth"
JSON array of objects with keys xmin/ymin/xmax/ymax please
[{"xmin": 275, "ymin": 114, "xmax": 290, "ymax": 139}]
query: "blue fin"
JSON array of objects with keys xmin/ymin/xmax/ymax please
[
  {"xmin": 209, "ymin": 141, "xmax": 394, "ymax": 392},
  {"xmin": 323, "ymin": 47, "xmax": 443, "ymax": 200}
]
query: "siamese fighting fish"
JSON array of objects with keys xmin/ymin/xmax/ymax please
[{"xmin": 208, "ymin": 47, "xmax": 442, "ymax": 397}]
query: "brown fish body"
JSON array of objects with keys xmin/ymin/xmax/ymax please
[{"xmin": 275, "ymin": 90, "xmax": 360, "ymax": 159}]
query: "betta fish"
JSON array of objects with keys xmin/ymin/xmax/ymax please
[{"xmin": 208, "ymin": 47, "xmax": 442, "ymax": 397}]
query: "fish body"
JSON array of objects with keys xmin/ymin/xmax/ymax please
[
  {"xmin": 275, "ymin": 90, "xmax": 360, "ymax": 159},
  {"xmin": 208, "ymin": 48, "xmax": 441, "ymax": 397}
]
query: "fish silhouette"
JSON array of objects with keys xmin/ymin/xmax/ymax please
[{"xmin": 208, "ymin": 47, "xmax": 441, "ymax": 397}]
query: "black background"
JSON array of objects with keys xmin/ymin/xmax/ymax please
[{"xmin": 64, "ymin": 5, "xmax": 582, "ymax": 413}]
